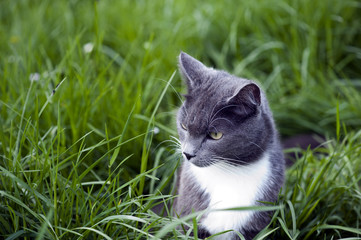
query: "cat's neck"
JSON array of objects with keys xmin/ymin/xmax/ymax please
[
  {"xmin": 186, "ymin": 153, "xmax": 271, "ymax": 206},
  {"xmin": 183, "ymin": 152, "xmax": 271, "ymax": 234}
]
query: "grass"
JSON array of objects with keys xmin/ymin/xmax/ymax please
[{"xmin": 0, "ymin": 0, "xmax": 361, "ymax": 239}]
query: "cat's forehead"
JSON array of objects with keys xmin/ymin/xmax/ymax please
[
  {"xmin": 182, "ymin": 81, "xmax": 232, "ymax": 134},
  {"xmin": 186, "ymin": 72, "xmax": 235, "ymax": 105}
]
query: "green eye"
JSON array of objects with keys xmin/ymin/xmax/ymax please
[
  {"xmin": 209, "ymin": 132, "xmax": 223, "ymax": 140},
  {"xmin": 181, "ymin": 123, "xmax": 187, "ymax": 130}
]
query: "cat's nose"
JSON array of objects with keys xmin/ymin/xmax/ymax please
[{"xmin": 183, "ymin": 152, "xmax": 196, "ymax": 160}]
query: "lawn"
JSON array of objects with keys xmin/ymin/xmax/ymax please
[{"xmin": 0, "ymin": 0, "xmax": 361, "ymax": 239}]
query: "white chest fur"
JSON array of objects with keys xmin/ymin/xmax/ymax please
[{"xmin": 187, "ymin": 153, "xmax": 271, "ymax": 236}]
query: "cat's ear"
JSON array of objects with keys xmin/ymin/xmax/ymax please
[
  {"xmin": 228, "ymin": 83, "xmax": 261, "ymax": 116},
  {"xmin": 178, "ymin": 52, "xmax": 207, "ymax": 91}
]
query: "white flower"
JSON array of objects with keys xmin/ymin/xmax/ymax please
[
  {"xmin": 83, "ymin": 42, "xmax": 94, "ymax": 53},
  {"xmin": 143, "ymin": 41, "xmax": 151, "ymax": 50},
  {"xmin": 153, "ymin": 127, "xmax": 160, "ymax": 135},
  {"xmin": 29, "ymin": 72, "xmax": 40, "ymax": 82}
]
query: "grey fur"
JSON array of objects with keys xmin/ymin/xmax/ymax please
[{"xmin": 174, "ymin": 52, "xmax": 285, "ymax": 239}]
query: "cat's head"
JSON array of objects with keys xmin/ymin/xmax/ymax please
[{"xmin": 177, "ymin": 52, "xmax": 274, "ymax": 167}]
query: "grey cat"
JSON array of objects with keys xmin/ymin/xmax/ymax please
[{"xmin": 174, "ymin": 52, "xmax": 285, "ymax": 240}]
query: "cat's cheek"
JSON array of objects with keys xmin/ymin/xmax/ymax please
[
  {"xmin": 206, "ymin": 139, "xmax": 224, "ymax": 151},
  {"xmin": 207, "ymin": 142, "xmax": 230, "ymax": 159}
]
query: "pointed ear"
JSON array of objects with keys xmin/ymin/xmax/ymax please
[
  {"xmin": 178, "ymin": 52, "xmax": 207, "ymax": 91},
  {"xmin": 228, "ymin": 83, "xmax": 261, "ymax": 116}
]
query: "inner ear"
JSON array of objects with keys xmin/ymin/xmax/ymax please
[
  {"xmin": 227, "ymin": 83, "xmax": 261, "ymax": 116},
  {"xmin": 229, "ymin": 83, "xmax": 261, "ymax": 106}
]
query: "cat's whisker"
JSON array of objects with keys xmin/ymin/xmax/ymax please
[
  {"xmin": 223, "ymin": 160, "xmax": 254, "ymax": 168},
  {"xmin": 211, "ymin": 155, "xmax": 254, "ymax": 168},
  {"xmin": 152, "ymin": 136, "xmax": 184, "ymax": 155},
  {"xmin": 170, "ymin": 135, "xmax": 182, "ymax": 145},
  {"xmin": 212, "ymin": 158, "xmax": 245, "ymax": 169},
  {"xmin": 169, "ymin": 143, "xmax": 182, "ymax": 150},
  {"xmin": 213, "ymin": 162, "xmax": 242, "ymax": 176},
  {"xmin": 171, "ymin": 148, "xmax": 182, "ymax": 155},
  {"xmin": 167, "ymin": 138, "xmax": 182, "ymax": 146},
  {"xmin": 153, "ymin": 140, "xmax": 181, "ymax": 153},
  {"xmin": 211, "ymin": 155, "xmax": 247, "ymax": 163},
  {"xmin": 218, "ymin": 162, "xmax": 255, "ymax": 172},
  {"xmin": 249, "ymin": 141, "xmax": 265, "ymax": 153},
  {"xmin": 169, "ymin": 139, "xmax": 182, "ymax": 148}
]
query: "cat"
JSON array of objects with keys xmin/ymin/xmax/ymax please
[{"xmin": 173, "ymin": 52, "xmax": 285, "ymax": 240}]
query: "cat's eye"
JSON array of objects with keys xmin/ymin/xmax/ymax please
[
  {"xmin": 181, "ymin": 123, "xmax": 187, "ymax": 130},
  {"xmin": 209, "ymin": 132, "xmax": 223, "ymax": 140}
]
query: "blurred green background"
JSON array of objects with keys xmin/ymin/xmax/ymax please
[{"xmin": 2, "ymin": 0, "xmax": 361, "ymax": 165}]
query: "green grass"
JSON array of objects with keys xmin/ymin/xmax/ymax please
[{"xmin": 0, "ymin": 0, "xmax": 361, "ymax": 239}]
